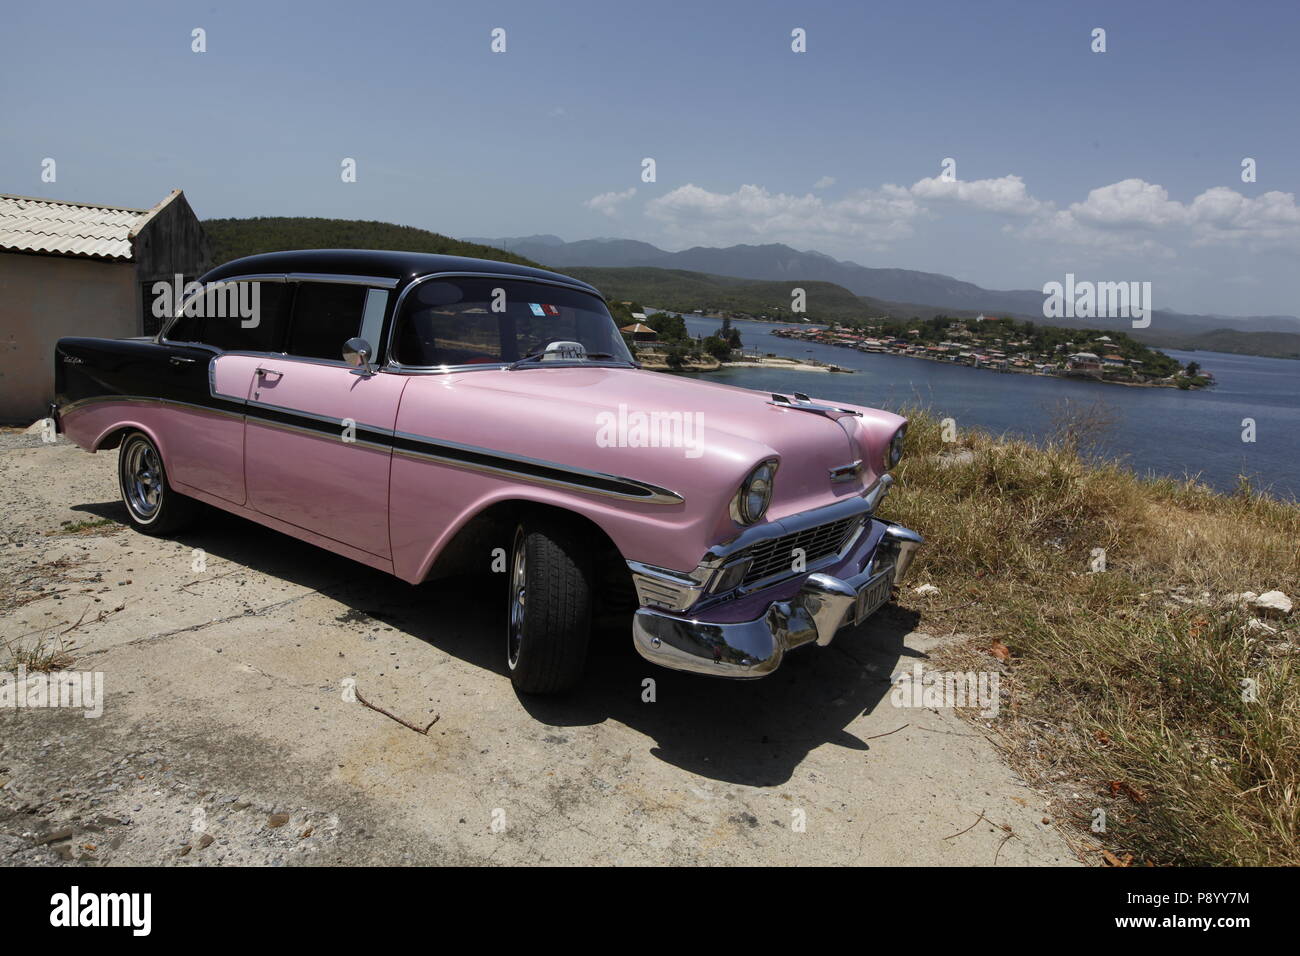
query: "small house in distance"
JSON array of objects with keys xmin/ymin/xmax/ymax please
[
  {"xmin": 621, "ymin": 322, "xmax": 658, "ymax": 343},
  {"xmin": 0, "ymin": 189, "xmax": 210, "ymax": 422}
]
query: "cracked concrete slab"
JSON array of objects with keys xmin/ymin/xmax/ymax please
[{"xmin": 0, "ymin": 433, "xmax": 1080, "ymax": 866}]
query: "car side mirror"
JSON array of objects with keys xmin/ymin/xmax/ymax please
[{"xmin": 343, "ymin": 337, "xmax": 374, "ymax": 375}]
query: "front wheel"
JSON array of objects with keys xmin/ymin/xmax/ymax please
[
  {"xmin": 506, "ymin": 517, "xmax": 593, "ymax": 694},
  {"xmin": 117, "ymin": 431, "xmax": 196, "ymax": 535}
]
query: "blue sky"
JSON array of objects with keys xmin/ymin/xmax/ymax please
[{"xmin": 3, "ymin": 0, "xmax": 1298, "ymax": 315}]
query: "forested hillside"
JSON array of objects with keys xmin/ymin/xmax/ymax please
[
  {"xmin": 203, "ymin": 217, "xmax": 539, "ymax": 268},
  {"xmin": 565, "ymin": 267, "xmax": 894, "ymax": 322}
]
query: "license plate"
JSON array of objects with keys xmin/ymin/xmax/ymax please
[{"xmin": 852, "ymin": 567, "xmax": 894, "ymax": 626}]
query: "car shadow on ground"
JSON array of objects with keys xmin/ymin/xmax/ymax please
[
  {"xmin": 533, "ymin": 605, "xmax": 924, "ymax": 786},
  {"xmin": 75, "ymin": 499, "xmax": 924, "ymax": 787}
]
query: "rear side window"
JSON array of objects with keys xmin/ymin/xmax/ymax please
[
  {"xmin": 166, "ymin": 310, "xmax": 202, "ymax": 343},
  {"xmin": 169, "ymin": 280, "xmax": 291, "ymax": 351},
  {"xmin": 287, "ymin": 282, "xmax": 367, "ymax": 361},
  {"xmin": 200, "ymin": 281, "xmax": 292, "ymax": 352}
]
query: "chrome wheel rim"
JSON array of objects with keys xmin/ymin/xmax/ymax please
[
  {"xmin": 507, "ymin": 527, "xmax": 527, "ymax": 669},
  {"xmin": 122, "ymin": 439, "xmax": 163, "ymax": 520}
]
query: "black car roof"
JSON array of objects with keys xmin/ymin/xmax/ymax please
[{"xmin": 201, "ymin": 249, "xmax": 601, "ymax": 296}]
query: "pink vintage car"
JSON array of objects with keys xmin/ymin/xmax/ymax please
[{"xmin": 53, "ymin": 250, "xmax": 922, "ymax": 693}]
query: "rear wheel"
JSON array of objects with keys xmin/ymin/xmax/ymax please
[
  {"xmin": 506, "ymin": 517, "xmax": 593, "ymax": 694},
  {"xmin": 117, "ymin": 431, "xmax": 196, "ymax": 535}
]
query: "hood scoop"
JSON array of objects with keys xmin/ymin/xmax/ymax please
[{"xmin": 768, "ymin": 392, "xmax": 862, "ymax": 421}]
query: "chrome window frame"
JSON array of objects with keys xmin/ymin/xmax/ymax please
[
  {"xmin": 286, "ymin": 273, "xmax": 398, "ymax": 289},
  {"xmin": 382, "ymin": 271, "xmax": 635, "ymax": 376},
  {"xmin": 282, "ymin": 278, "xmax": 378, "ymax": 364},
  {"xmin": 357, "ymin": 288, "xmax": 390, "ymax": 358}
]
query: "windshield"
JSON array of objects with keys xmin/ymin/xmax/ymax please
[{"xmin": 391, "ymin": 277, "xmax": 634, "ymax": 368}]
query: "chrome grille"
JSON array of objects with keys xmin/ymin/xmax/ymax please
[{"xmin": 738, "ymin": 516, "xmax": 861, "ymax": 586}]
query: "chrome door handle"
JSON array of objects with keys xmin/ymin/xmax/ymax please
[
  {"xmin": 169, "ymin": 356, "xmax": 196, "ymax": 365},
  {"xmin": 255, "ymin": 367, "xmax": 283, "ymax": 379}
]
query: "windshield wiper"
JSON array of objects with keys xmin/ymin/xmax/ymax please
[{"xmin": 506, "ymin": 351, "xmax": 624, "ymax": 370}]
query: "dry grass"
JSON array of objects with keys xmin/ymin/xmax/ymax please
[
  {"xmin": 888, "ymin": 408, "xmax": 1300, "ymax": 866},
  {"xmin": 0, "ymin": 554, "xmax": 94, "ymax": 670},
  {"xmin": 44, "ymin": 517, "xmax": 119, "ymax": 536},
  {"xmin": 2, "ymin": 633, "xmax": 77, "ymax": 672}
]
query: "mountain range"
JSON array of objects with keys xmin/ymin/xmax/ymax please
[
  {"xmin": 466, "ymin": 235, "xmax": 1300, "ymax": 341},
  {"xmin": 194, "ymin": 218, "xmax": 1299, "ymax": 359}
]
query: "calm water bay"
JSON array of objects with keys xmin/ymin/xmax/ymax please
[{"xmin": 678, "ymin": 315, "xmax": 1299, "ymax": 501}]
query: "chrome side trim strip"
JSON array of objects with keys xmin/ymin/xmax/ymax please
[
  {"xmin": 247, "ymin": 416, "xmax": 391, "ymax": 453},
  {"xmin": 63, "ymin": 392, "xmax": 684, "ymax": 507},
  {"xmin": 240, "ymin": 393, "xmax": 684, "ymax": 505},
  {"xmin": 60, "ymin": 394, "xmax": 244, "ymax": 422},
  {"xmin": 242, "ymin": 399, "xmax": 392, "ymax": 453},
  {"xmin": 244, "ymin": 398, "xmax": 383, "ymax": 431},
  {"xmin": 390, "ymin": 430, "xmax": 684, "ymax": 505}
]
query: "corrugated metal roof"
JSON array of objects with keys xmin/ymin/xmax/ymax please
[{"xmin": 0, "ymin": 194, "xmax": 153, "ymax": 261}]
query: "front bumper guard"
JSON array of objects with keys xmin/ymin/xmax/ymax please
[{"xmin": 633, "ymin": 522, "xmax": 923, "ymax": 678}]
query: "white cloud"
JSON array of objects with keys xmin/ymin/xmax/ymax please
[
  {"xmin": 583, "ymin": 187, "xmax": 636, "ymax": 217},
  {"xmin": 813, "ymin": 175, "xmax": 836, "ymax": 190},
  {"xmin": 1020, "ymin": 209, "xmax": 1177, "ymax": 258},
  {"xmin": 903, "ymin": 173, "xmax": 1298, "ymax": 252},
  {"xmin": 1018, "ymin": 179, "xmax": 1300, "ymax": 253},
  {"xmin": 909, "ymin": 174, "xmax": 1049, "ymax": 217},
  {"xmin": 607, "ymin": 173, "xmax": 1299, "ymax": 271},
  {"xmin": 1067, "ymin": 179, "xmax": 1189, "ymax": 229},
  {"xmin": 644, "ymin": 182, "xmax": 922, "ymax": 248},
  {"xmin": 1188, "ymin": 187, "xmax": 1300, "ymax": 247}
]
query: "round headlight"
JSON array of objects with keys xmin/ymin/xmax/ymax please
[
  {"xmin": 731, "ymin": 459, "xmax": 778, "ymax": 525},
  {"xmin": 886, "ymin": 424, "xmax": 907, "ymax": 470}
]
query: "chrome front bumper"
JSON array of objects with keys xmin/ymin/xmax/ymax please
[{"xmin": 632, "ymin": 521, "xmax": 923, "ymax": 678}]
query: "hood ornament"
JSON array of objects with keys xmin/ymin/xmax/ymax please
[{"xmin": 768, "ymin": 392, "xmax": 861, "ymax": 421}]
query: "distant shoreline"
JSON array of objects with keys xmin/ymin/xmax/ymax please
[
  {"xmin": 638, "ymin": 355, "xmax": 841, "ymax": 374},
  {"xmin": 696, "ymin": 318, "xmax": 1206, "ymax": 389},
  {"xmin": 649, "ymin": 308, "xmax": 1206, "ymax": 387},
  {"xmin": 720, "ymin": 358, "xmax": 839, "ymax": 373},
  {"xmin": 814, "ymin": 342, "xmax": 1207, "ymax": 388},
  {"xmin": 657, "ymin": 309, "xmax": 1235, "ymax": 381},
  {"xmin": 647, "ymin": 306, "xmax": 1300, "ymax": 362}
]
